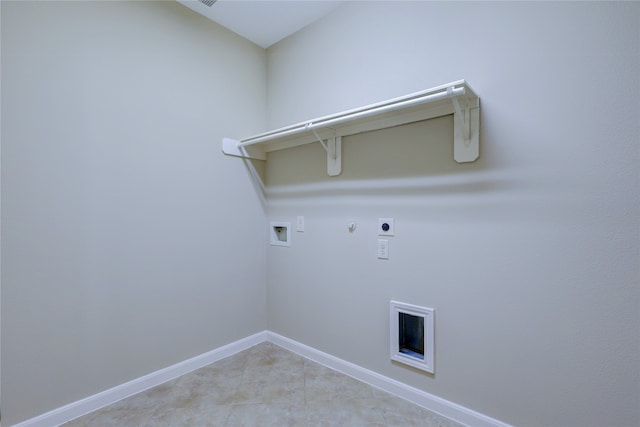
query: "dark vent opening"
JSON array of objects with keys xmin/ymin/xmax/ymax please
[{"xmin": 399, "ymin": 312, "xmax": 424, "ymax": 360}]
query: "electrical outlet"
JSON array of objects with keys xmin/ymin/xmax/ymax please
[{"xmin": 378, "ymin": 218, "xmax": 394, "ymax": 236}]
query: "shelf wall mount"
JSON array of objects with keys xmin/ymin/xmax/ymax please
[{"xmin": 222, "ymin": 80, "xmax": 480, "ymax": 176}]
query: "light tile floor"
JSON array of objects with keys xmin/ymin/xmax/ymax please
[{"xmin": 62, "ymin": 342, "xmax": 463, "ymax": 427}]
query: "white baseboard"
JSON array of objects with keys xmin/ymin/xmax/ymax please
[
  {"xmin": 267, "ymin": 331, "xmax": 511, "ymax": 427},
  {"xmin": 12, "ymin": 330, "xmax": 509, "ymax": 427},
  {"xmin": 11, "ymin": 331, "xmax": 267, "ymax": 427}
]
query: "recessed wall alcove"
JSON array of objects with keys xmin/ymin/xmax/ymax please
[{"xmin": 390, "ymin": 300, "xmax": 435, "ymax": 374}]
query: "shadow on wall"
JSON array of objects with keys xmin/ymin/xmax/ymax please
[{"xmin": 263, "ymin": 115, "xmax": 511, "ymax": 200}]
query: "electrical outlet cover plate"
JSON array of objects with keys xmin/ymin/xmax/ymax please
[
  {"xmin": 378, "ymin": 239, "xmax": 389, "ymax": 259},
  {"xmin": 378, "ymin": 218, "xmax": 394, "ymax": 236}
]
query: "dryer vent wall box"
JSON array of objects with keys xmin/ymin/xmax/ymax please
[
  {"xmin": 270, "ymin": 222, "xmax": 291, "ymax": 247},
  {"xmin": 390, "ymin": 301, "xmax": 435, "ymax": 373}
]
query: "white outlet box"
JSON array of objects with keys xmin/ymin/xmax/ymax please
[
  {"xmin": 270, "ymin": 222, "xmax": 291, "ymax": 247},
  {"xmin": 378, "ymin": 218, "xmax": 394, "ymax": 236}
]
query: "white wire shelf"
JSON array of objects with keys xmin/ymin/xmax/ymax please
[{"xmin": 222, "ymin": 80, "xmax": 480, "ymax": 176}]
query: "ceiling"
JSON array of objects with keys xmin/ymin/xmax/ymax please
[{"xmin": 177, "ymin": 0, "xmax": 345, "ymax": 48}]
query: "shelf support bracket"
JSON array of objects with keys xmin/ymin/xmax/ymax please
[
  {"xmin": 326, "ymin": 136, "xmax": 342, "ymax": 176},
  {"xmin": 448, "ymin": 87, "xmax": 480, "ymax": 163},
  {"xmin": 222, "ymin": 137, "xmax": 267, "ymax": 161},
  {"xmin": 308, "ymin": 124, "xmax": 342, "ymax": 176},
  {"xmin": 309, "ymin": 126, "xmax": 330, "ymax": 154}
]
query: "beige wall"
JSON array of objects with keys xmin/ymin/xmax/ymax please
[
  {"xmin": 265, "ymin": 2, "xmax": 640, "ymax": 427},
  {"xmin": 1, "ymin": 1, "xmax": 267, "ymax": 424},
  {"xmin": 2, "ymin": 1, "xmax": 639, "ymax": 426}
]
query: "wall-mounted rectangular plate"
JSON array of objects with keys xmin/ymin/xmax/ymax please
[
  {"xmin": 390, "ymin": 300, "xmax": 435, "ymax": 374},
  {"xmin": 270, "ymin": 221, "xmax": 291, "ymax": 247}
]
